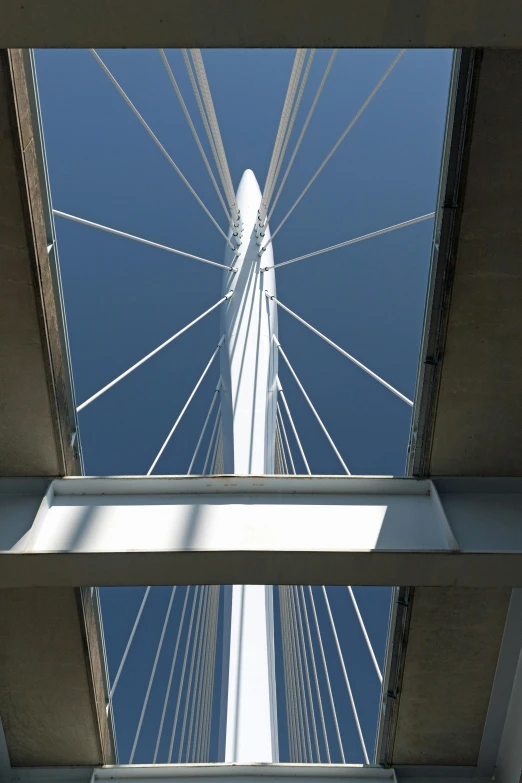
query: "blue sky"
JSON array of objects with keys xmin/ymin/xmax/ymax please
[{"xmin": 36, "ymin": 47, "xmax": 453, "ymax": 763}]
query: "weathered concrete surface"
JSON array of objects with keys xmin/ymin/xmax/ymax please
[
  {"xmin": 0, "ymin": 51, "xmax": 114, "ymax": 768},
  {"xmin": 428, "ymin": 50, "xmax": 522, "ymax": 477},
  {"xmin": 0, "ymin": 588, "xmax": 113, "ymax": 766},
  {"xmin": 1, "ymin": 0, "xmax": 522, "ymax": 48},
  {"xmin": 0, "ymin": 48, "xmax": 79, "ymax": 477},
  {"xmin": 392, "ymin": 588, "xmax": 511, "ymax": 765},
  {"xmin": 380, "ymin": 51, "xmax": 522, "ymax": 769}
]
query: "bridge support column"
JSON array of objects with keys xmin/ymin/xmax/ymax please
[{"xmin": 220, "ymin": 170, "xmax": 279, "ymax": 761}]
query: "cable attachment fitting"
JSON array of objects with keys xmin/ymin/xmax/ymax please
[
  {"xmin": 255, "ymin": 209, "xmax": 267, "ymax": 246},
  {"xmin": 233, "ymin": 210, "xmax": 244, "ymax": 244}
]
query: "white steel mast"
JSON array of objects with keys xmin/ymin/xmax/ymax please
[{"xmin": 219, "ymin": 169, "xmax": 279, "ymax": 762}]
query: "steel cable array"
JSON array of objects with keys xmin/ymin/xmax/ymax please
[
  {"xmin": 160, "ymin": 49, "xmax": 234, "ymax": 225},
  {"xmin": 108, "ymin": 579, "xmax": 382, "ymax": 763},
  {"xmin": 189, "ymin": 49, "xmax": 240, "ymax": 225},
  {"xmin": 68, "ymin": 44, "xmax": 428, "ymax": 764},
  {"xmin": 277, "ymin": 586, "xmax": 376, "ymax": 762},
  {"xmin": 260, "ymin": 50, "xmax": 307, "ymax": 224}
]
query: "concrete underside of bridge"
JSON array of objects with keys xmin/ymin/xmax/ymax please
[
  {"xmin": 1, "ymin": 1, "xmax": 522, "ymax": 48},
  {"xmin": 378, "ymin": 50, "xmax": 522, "ymax": 777},
  {"xmin": 0, "ymin": 50, "xmax": 114, "ymax": 767}
]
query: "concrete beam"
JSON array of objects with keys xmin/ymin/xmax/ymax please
[
  {"xmin": 409, "ymin": 49, "xmax": 522, "ymax": 477},
  {"xmin": 0, "ymin": 586, "xmax": 116, "ymax": 767},
  {"xmin": 1, "ymin": 2, "xmax": 522, "ymax": 47},
  {"xmin": 0, "ymin": 49, "xmax": 81, "ymax": 477},
  {"xmin": 1, "ymin": 476, "xmax": 522, "ymax": 588},
  {"xmin": 386, "ymin": 587, "xmax": 511, "ymax": 766}
]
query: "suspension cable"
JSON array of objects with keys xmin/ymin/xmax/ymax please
[
  {"xmin": 194, "ymin": 587, "xmax": 213, "ymax": 761},
  {"xmin": 289, "ymin": 583, "xmax": 312, "ymax": 760},
  {"xmin": 159, "ymin": 50, "xmax": 233, "ymax": 224},
  {"xmin": 276, "ymin": 339, "xmax": 351, "ymax": 474},
  {"xmin": 210, "ymin": 421, "xmax": 223, "ymax": 474},
  {"xmin": 187, "ymin": 380, "xmax": 221, "ymax": 474},
  {"xmin": 202, "ymin": 404, "xmax": 221, "ymax": 474},
  {"xmin": 110, "ymin": 586, "xmax": 150, "ymax": 698},
  {"xmin": 129, "ymin": 587, "xmax": 176, "ymax": 763},
  {"xmin": 347, "ymin": 586, "xmax": 383, "ymax": 682},
  {"xmin": 78, "ymin": 295, "xmax": 231, "ymax": 413},
  {"xmin": 277, "ymin": 403, "xmax": 296, "ymax": 474},
  {"xmin": 294, "ymin": 585, "xmax": 320, "ymax": 761},
  {"xmin": 263, "ymin": 49, "xmax": 406, "ymax": 249},
  {"xmin": 279, "ymin": 587, "xmax": 297, "ymax": 760},
  {"xmin": 147, "ymin": 337, "xmax": 225, "ymax": 475},
  {"xmin": 178, "ymin": 586, "xmax": 206, "ymax": 761},
  {"xmin": 274, "ymin": 426, "xmax": 281, "ymax": 474},
  {"xmin": 191, "ymin": 586, "xmax": 213, "ymax": 761},
  {"xmin": 274, "ymin": 430, "xmax": 281, "ymax": 474},
  {"xmin": 277, "ymin": 380, "xmax": 311, "ymax": 475},
  {"xmin": 261, "ymin": 50, "xmax": 306, "ymax": 222},
  {"xmin": 292, "ymin": 586, "xmax": 314, "ymax": 761},
  {"xmin": 190, "ymin": 50, "xmax": 239, "ymax": 223},
  {"xmin": 262, "ymin": 51, "xmax": 303, "ymax": 219},
  {"xmin": 168, "ymin": 586, "xmax": 199, "ymax": 762},
  {"xmin": 268, "ymin": 292, "xmax": 413, "ymax": 406},
  {"xmin": 184, "ymin": 586, "xmax": 210, "ymax": 761},
  {"xmin": 53, "ymin": 210, "xmax": 236, "ymax": 271},
  {"xmin": 276, "ymin": 421, "xmax": 290, "ymax": 475},
  {"xmin": 286, "ymin": 587, "xmax": 304, "ymax": 761},
  {"xmin": 216, "ymin": 422, "xmax": 225, "ymax": 473},
  {"xmin": 190, "ymin": 49, "xmax": 237, "ymax": 221},
  {"xmin": 264, "ymin": 50, "xmax": 314, "ymax": 214},
  {"xmin": 196, "ymin": 587, "xmax": 214, "ymax": 761},
  {"xmin": 199, "ymin": 585, "xmax": 219, "ymax": 760},
  {"xmin": 266, "ymin": 49, "xmax": 308, "ymax": 214},
  {"xmin": 269, "ymin": 50, "xmax": 337, "ymax": 221},
  {"xmin": 90, "ymin": 50, "xmax": 236, "ymax": 251},
  {"xmin": 280, "ymin": 426, "xmax": 290, "ymax": 474},
  {"xmin": 266, "ymin": 213, "xmax": 435, "ymax": 270},
  {"xmin": 275, "ymin": 424, "xmax": 284, "ymax": 474},
  {"xmin": 308, "ymin": 586, "xmax": 345, "ymax": 762},
  {"xmin": 182, "ymin": 50, "xmax": 228, "ymax": 210},
  {"xmin": 322, "ymin": 586, "xmax": 369, "ymax": 763},
  {"xmin": 153, "ymin": 586, "xmax": 191, "ymax": 762},
  {"xmin": 300, "ymin": 585, "xmax": 330, "ymax": 762},
  {"xmin": 201, "ymin": 586, "xmax": 220, "ymax": 759},
  {"xmin": 282, "ymin": 586, "xmax": 304, "ymax": 760}
]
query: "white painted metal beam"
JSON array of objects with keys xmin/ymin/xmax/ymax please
[
  {"xmin": 93, "ymin": 765, "xmax": 396, "ymax": 782},
  {"xmin": 2, "ymin": 477, "xmax": 522, "ymax": 588},
  {"xmin": 4, "ymin": 762, "xmax": 504, "ymax": 783},
  {"xmin": 5, "ymin": 763, "xmax": 398, "ymax": 783},
  {"xmin": 5, "ymin": 763, "xmax": 504, "ymax": 783}
]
